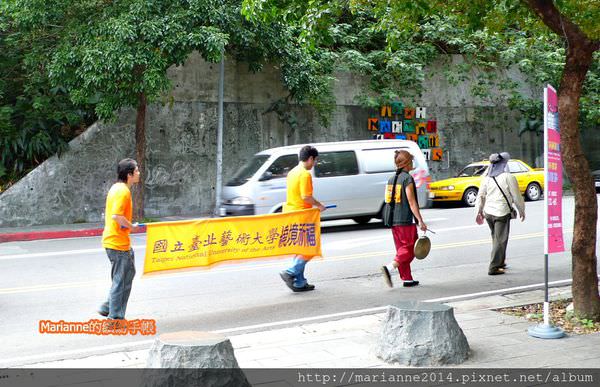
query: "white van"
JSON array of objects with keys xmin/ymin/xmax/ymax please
[{"xmin": 219, "ymin": 140, "xmax": 430, "ymax": 223}]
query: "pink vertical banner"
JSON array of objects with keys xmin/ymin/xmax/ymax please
[{"xmin": 545, "ymin": 85, "xmax": 565, "ymax": 253}]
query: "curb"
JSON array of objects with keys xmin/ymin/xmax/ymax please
[{"xmin": 0, "ymin": 226, "xmax": 147, "ymax": 243}]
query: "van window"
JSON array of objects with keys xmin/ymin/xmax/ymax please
[
  {"xmin": 266, "ymin": 154, "xmax": 298, "ymax": 179},
  {"xmin": 315, "ymin": 151, "xmax": 359, "ymax": 178},
  {"xmin": 361, "ymin": 148, "xmax": 397, "ymax": 173},
  {"xmin": 361, "ymin": 146, "xmax": 429, "ymax": 174},
  {"xmin": 226, "ymin": 154, "xmax": 269, "ymax": 186}
]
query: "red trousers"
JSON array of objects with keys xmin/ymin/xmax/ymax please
[{"xmin": 391, "ymin": 224, "xmax": 418, "ymax": 281}]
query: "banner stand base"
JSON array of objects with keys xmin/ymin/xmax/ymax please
[{"xmin": 527, "ymin": 324, "xmax": 565, "ymax": 339}]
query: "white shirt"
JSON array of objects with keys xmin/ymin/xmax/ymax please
[{"xmin": 475, "ymin": 172, "xmax": 525, "ymax": 217}]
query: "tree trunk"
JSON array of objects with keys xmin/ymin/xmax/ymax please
[
  {"xmin": 525, "ymin": 0, "xmax": 600, "ymax": 320},
  {"xmin": 133, "ymin": 92, "xmax": 146, "ymax": 221},
  {"xmin": 558, "ymin": 42, "xmax": 600, "ymax": 320}
]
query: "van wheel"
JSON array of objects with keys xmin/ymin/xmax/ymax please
[
  {"xmin": 351, "ymin": 216, "xmax": 371, "ymax": 225},
  {"xmin": 526, "ymin": 182, "xmax": 542, "ymax": 201},
  {"xmin": 462, "ymin": 188, "xmax": 478, "ymax": 207}
]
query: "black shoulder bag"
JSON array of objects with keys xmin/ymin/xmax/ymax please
[
  {"xmin": 383, "ymin": 171, "xmax": 401, "ymax": 228},
  {"xmin": 492, "ymin": 176, "xmax": 517, "ymax": 219}
]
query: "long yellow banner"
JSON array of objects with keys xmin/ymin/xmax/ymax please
[{"xmin": 143, "ymin": 209, "xmax": 321, "ymax": 274}]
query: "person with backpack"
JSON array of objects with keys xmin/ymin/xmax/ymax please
[{"xmin": 381, "ymin": 150, "xmax": 427, "ymax": 288}]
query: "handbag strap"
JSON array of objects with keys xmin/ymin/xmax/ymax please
[
  {"xmin": 492, "ymin": 176, "xmax": 512, "ymax": 209},
  {"xmin": 388, "ymin": 171, "xmax": 401, "ymax": 223}
]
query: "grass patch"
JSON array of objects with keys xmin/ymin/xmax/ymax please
[{"xmin": 497, "ymin": 298, "xmax": 600, "ymax": 335}]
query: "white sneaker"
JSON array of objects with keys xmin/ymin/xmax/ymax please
[{"xmin": 381, "ymin": 266, "xmax": 393, "ymax": 288}]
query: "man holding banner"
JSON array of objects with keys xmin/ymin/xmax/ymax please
[
  {"xmin": 98, "ymin": 158, "xmax": 140, "ymax": 319},
  {"xmin": 280, "ymin": 145, "xmax": 326, "ymax": 292}
]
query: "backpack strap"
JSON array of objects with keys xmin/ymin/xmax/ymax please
[{"xmin": 388, "ymin": 172, "xmax": 401, "ymax": 224}]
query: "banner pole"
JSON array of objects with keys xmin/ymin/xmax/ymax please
[
  {"xmin": 544, "ymin": 253, "xmax": 549, "ymax": 326},
  {"xmin": 543, "ymin": 85, "xmax": 550, "ymax": 326},
  {"xmin": 215, "ymin": 51, "xmax": 225, "ymax": 216},
  {"xmin": 528, "ymin": 85, "xmax": 564, "ymax": 339}
]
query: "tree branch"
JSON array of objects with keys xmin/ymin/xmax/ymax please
[{"xmin": 524, "ymin": 0, "xmax": 599, "ymax": 50}]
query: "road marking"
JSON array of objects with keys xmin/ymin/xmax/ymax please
[
  {"xmin": 0, "ymin": 278, "xmax": 580, "ymax": 367},
  {"xmin": 327, "ymin": 224, "xmax": 486, "ymax": 249},
  {"xmin": 0, "ymin": 231, "xmax": 569, "ymax": 295},
  {"xmin": 425, "ymin": 280, "xmax": 573, "ymax": 302},
  {"xmin": 0, "ymin": 280, "xmax": 105, "ymax": 294},
  {"xmin": 0, "ymin": 245, "xmax": 146, "ymax": 261}
]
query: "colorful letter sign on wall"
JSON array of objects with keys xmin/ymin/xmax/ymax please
[
  {"xmin": 368, "ymin": 104, "xmax": 444, "ymax": 161},
  {"xmin": 143, "ymin": 209, "xmax": 322, "ymax": 274}
]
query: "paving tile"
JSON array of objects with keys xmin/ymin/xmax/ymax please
[
  {"xmin": 470, "ymin": 349, "xmax": 576, "ymax": 368},
  {"xmin": 234, "ymin": 346, "xmax": 289, "ymax": 361},
  {"xmin": 457, "ymin": 316, "xmax": 519, "ymax": 330},
  {"xmin": 464, "ymin": 323, "xmax": 529, "ymax": 339},
  {"xmin": 561, "ymin": 357, "xmax": 600, "ymax": 367},
  {"xmin": 255, "ymin": 357, "xmax": 307, "ymax": 367},
  {"xmin": 122, "ymin": 350, "xmax": 148, "ymax": 364},
  {"xmin": 229, "ymin": 327, "xmax": 305, "ymax": 347},
  {"xmin": 300, "ymin": 315, "xmax": 383, "ymax": 333},
  {"xmin": 324, "ymin": 342, "xmax": 372, "ymax": 358},
  {"xmin": 301, "ymin": 358, "xmax": 359, "ymax": 368},
  {"xmin": 279, "ymin": 339, "xmax": 347, "ymax": 355},
  {"xmin": 464, "ymin": 343, "xmax": 537, "ymax": 364},
  {"xmin": 561, "ymin": 343, "xmax": 600, "ymax": 360}
]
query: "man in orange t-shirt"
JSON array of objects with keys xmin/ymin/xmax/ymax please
[
  {"xmin": 280, "ymin": 145, "xmax": 326, "ymax": 292},
  {"xmin": 98, "ymin": 158, "xmax": 140, "ymax": 319}
]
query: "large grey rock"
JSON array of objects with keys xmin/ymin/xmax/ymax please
[
  {"xmin": 144, "ymin": 331, "xmax": 250, "ymax": 387},
  {"xmin": 375, "ymin": 301, "xmax": 469, "ymax": 366}
]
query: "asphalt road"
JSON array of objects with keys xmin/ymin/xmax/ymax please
[{"xmin": 0, "ymin": 196, "xmax": 598, "ymax": 366}]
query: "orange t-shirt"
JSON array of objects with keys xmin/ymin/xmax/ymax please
[
  {"xmin": 102, "ymin": 182, "xmax": 133, "ymax": 251},
  {"xmin": 283, "ymin": 164, "xmax": 313, "ymax": 213}
]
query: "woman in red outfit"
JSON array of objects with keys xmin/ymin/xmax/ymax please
[{"xmin": 381, "ymin": 150, "xmax": 428, "ymax": 287}]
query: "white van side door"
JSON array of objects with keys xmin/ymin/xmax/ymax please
[
  {"xmin": 312, "ymin": 150, "xmax": 368, "ymax": 216},
  {"xmin": 357, "ymin": 147, "xmax": 398, "ymax": 215}
]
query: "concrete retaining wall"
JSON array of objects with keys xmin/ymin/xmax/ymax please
[{"xmin": 0, "ymin": 53, "xmax": 547, "ymax": 227}]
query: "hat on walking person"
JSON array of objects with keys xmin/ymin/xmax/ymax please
[{"xmin": 488, "ymin": 152, "xmax": 510, "ymax": 177}]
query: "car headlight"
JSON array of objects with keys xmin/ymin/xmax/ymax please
[
  {"xmin": 440, "ymin": 185, "xmax": 455, "ymax": 191},
  {"xmin": 230, "ymin": 196, "xmax": 254, "ymax": 205}
]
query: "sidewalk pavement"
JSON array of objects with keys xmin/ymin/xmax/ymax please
[{"xmin": 16, "ymin": 285, "xmax": 600, "ymax": 370}]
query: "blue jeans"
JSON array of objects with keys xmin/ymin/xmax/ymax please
[
  {"xmin": 99, "ymin": 248, "xmax": 136, "ymax": 319},
  {"xmin": 285, "ymin": 256, "xmax": 308, "ymax": 288}
]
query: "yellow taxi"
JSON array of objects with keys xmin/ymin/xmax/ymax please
[{"xmin": 429, "ymin": 159, "xmax": 545, "ymax": 207}]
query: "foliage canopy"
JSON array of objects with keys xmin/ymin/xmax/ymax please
[{"xmin": 0, "ymin": 0, "xmax": 333, "ymax": 189}]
